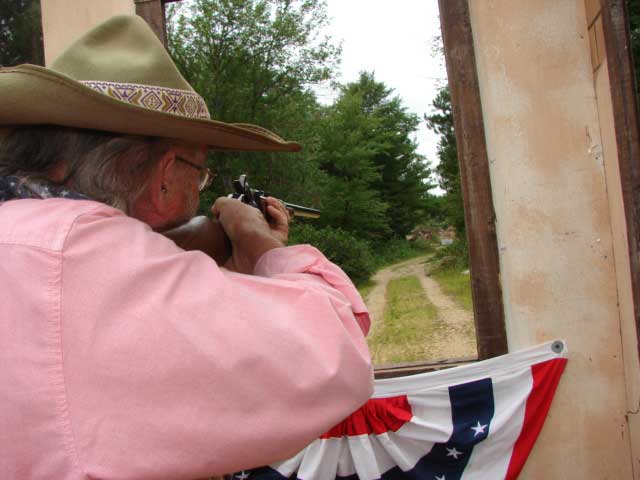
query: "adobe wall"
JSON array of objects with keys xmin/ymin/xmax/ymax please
[
  {"xmin": 468, "ymin": 0, "xmax": 639, "ymax": 477},
  {"xmin": 40, "ymin": 0, "xmax": 135, "ymax": 65}
]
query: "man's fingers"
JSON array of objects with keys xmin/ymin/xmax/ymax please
[
  {"xmin": 264, "ymin": 197, "xmax": 290, "ymax": 221},
  {"xmin": 210, "ymin": 197, "xmax": 230, "ymax": 217},
  {"xmin": 267, "ymin": 204, "xmax": 287, "ymax": 225}
]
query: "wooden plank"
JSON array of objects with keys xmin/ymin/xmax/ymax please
[
  {"xmin": 595, "ymin": 14, "xmax": 607, "ymax": 66},
  {"xmin": 600, "ymin": 0, "xmax": 640, "ymax": 359},
  {"xmin": 585, "ymin": 0, "xmax": 602, "ymax": 27},
  {"xmin": 135, "ymin": 0, "xmax": 166, "ymax": 45},
  {"xmin": 589, "ymin": 22, "xmax": 600, "ymax": 71},
  {"xmin": 437, "ymin": 0, "xmax": 508, "ymax": 360},
  {"xmin": 374, "ymin": 357, "xmax": 477, "ymax": 379}
]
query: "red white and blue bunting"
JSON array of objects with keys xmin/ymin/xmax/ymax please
[{"xmin": 242, "ymin": 340, "xmax": 567, "ymax": 480}]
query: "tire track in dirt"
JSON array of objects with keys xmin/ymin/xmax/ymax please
[{"xmin": 363, "ymin": 255, "xmax": 477, "ymax": 359}]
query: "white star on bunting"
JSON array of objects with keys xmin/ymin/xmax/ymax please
[
  {"xmin": 471, "ymin": 420, "xmax": 487, "ymax": 437},
  {"xmin": 435, "ymin": 475, "xmax": 446, "ymax": 480},
  {"xmin": 446, "ymin": 446, "xmax": 462, "ymax": 459},
  {"xmin": 235, "ymin": 472, "xmax": 250, "ymax": 480}
]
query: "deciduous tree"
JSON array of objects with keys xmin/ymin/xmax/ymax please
[
  {"xmin": 167, "ymin": 0, "xmax": 338, "ymax": 208},
  {"xmin": 0, "ymin": 0, "xmax": 44, "ymax": 67}
]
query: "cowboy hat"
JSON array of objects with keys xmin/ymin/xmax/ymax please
[{"xmin": 0, "ymin": 14, "xmax": 301, "ymax": 152}]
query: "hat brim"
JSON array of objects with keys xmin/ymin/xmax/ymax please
[{"xmin": 0, "ymin": 64, "xmax": 302, "ymax": 152}]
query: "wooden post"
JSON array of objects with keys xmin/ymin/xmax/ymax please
[
  {"xmin": 135, "ymin": 0, "xmax": 182, "ymax": 47},
  {"xmin": 600, "ymin": 0, "xmax": 640, "ymax": 359},
  {"xmin": 134, "ymin": 0, "xmax": 166, "ymax": 45},
  {"xmin": 438, "ymin": 0, "xmax": 508, "ymax": 360}
]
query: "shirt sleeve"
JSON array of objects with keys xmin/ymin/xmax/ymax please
[
  {"xmin": 253, "ymin": 244, "xmax": 371, "ymax": 335},
  {"xmin": 59, "ymin": 208, "xmax": 374, "ymax": 480}
]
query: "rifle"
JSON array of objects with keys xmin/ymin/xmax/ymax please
[
  {"xmin": 162, "ymin": 174, "xmax": 320, "ymax": 265},
  {"xmin": 229, "ymin": 174, "xmax": 320, "ymax": 219}
]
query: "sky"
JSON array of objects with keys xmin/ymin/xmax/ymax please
[{"xmin": 317, "ymin": 0, "xmax": 448, "ymax": 179}]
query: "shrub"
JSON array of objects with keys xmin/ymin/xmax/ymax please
[
  {"xmin": 370, "ymin": 238, "xmax": 434, "ymax": 268},
  {"xmin": 432, "ymin": 238, "xmax": 469, "ymax": 270},
  {"xmin": 289, "ymin": 224, "xmax": 375, "ymax": 283}
]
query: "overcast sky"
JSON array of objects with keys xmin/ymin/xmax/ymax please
[{"xmin": 318, "ymin": 0, "xmax": 448, "ymax": 175}]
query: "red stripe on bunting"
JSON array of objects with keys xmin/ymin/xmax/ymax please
[
  {"xmin": 320, "ymin": 395, "xmax": 413, "ymax": 438},
  {"xmin": 505, "ymin": 358, "xmax": 568, "ymax": 479}
]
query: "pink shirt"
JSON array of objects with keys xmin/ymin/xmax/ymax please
[{"xmin": 0, "ymin": 198, "xmax": 373, "ymax": 479}]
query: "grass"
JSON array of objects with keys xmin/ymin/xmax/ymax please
[
  {"xmin": 357, "ymin": 278, "xmax": 377, "ymax": 301},
  {"xmin": 368, "ymin": 275, "xmax": 442, "ymax": 364},
  {"xmin": 430, "ymin": 267, "xmax": 473, "ymax": 311}
]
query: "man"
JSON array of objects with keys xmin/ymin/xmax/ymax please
[{"xmin": 0, "ymin": 15, "xmax": 373, "ymax": 479}]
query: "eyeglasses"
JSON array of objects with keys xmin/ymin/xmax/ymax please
[{"xmin": 175, "ymin": 155, "xmax": 215, "ymax": 192}]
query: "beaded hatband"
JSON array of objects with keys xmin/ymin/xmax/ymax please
[{"xmin": 80, "ymin": 80, "xmax": 210, "ymax": 120}]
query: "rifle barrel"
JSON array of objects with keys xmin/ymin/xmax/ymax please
[
  {"xmin": 254, "ymin": 193, "xmax": 321, "ymax": 219},
  {"xmin": 283, "ymin": 202, "xmax": 321, "ymax": 219}
]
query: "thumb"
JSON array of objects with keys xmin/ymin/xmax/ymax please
[{"xmin": 211, "ymin": 197, "xmax": 231, "ymax": 218}]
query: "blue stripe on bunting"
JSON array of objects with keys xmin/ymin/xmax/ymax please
[{"xmin": 243, "ymin": 377, "xmax": 495, "ymax": 480}]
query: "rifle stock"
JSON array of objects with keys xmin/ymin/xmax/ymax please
[{"xmin": 162, "ymin": 216, "xmax": 232, "ymax": 265}]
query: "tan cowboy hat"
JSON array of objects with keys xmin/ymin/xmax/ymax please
[{"xmin": 0, "ymin": 14, "xmax": 301, "ymax": 152}]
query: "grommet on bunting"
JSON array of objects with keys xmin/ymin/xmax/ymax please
[{"xmin": 551, "ymin": 340, "xmax": 564, "ymax": 354}]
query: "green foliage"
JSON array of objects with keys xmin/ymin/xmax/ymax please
[
  {"xmin": 288, "ymin": 222, "xmax": 433, "ymax": 284},
  {"xmin": 0, "ymin": 0, "xmax": 44, "ymax": 66},
  {"xmin": 167, "ymin": 3, "xmax": 440, "ymax": 282},
  {"xmin": 318, "ymin": 72, "xmax": 434, "ymax": 239},
  {"xmin": 314, "ymin": 80, "xmax": 391, "ymax": 239},
  {"xmin": 288, "ymin": 223, "xmax": 375, "ymax": 283},
  {"xmin": 423, "ymin": 194, "xmax": 448, "ymax": 224},
  {"xmin": 431, "ymin": 267, "xmax": 473, "ymax": 311},
  {"xmin": 168, "ymin": 0, "xmax": 336, "ymax": 204},
  {"xmin": 356, "ymin": 278, "xmax": 376, "ymax": 300},
  {"xmin": 368, "ymin": 275, "xmax": 440, "ymax": 364},
  {"xmin": 431, "ymin": 239, "xmax": 470, "ymax": 270},
  {"xmin": 370, "ymin": 238, "xmax": 433, "ymax": 269},
  {"xmin": 425, "ymin": 86, "xmax": 466, "ymax": 239},
  {"xmin": 168, "ymin": 0, "xmax": 339, "ymax": 125}
]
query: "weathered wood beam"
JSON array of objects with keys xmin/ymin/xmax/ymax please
[
  {"xmin": 437, "ymin": 0, "xmax": 508, "ymax": 360},
  {"xmin": 135, "ymin": 0, "xmax": 180, "ymax": 46},
  {"xmin": 600, "ymin": 0, "xmax": 640, "ymax": 358},
  {"xmin": 374, "ymin": 357, "xmax": 477, "ymax": 379}
]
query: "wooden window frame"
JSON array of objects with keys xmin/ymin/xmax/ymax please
[
  {"xmin": 152, "ymin": 0, "xmax": 510, "ymax": 378},
  {"xmin": 375, "ymin": 0, "xmax": 509, "ymax": 378},
  {"xmin": 601, "ymin": 0, "xmax": 640, "ymax": 359}
]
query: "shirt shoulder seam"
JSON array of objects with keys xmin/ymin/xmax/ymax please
[{"xmin": 52, "ymin": 203, "xmax": 114, "ymax": 476}]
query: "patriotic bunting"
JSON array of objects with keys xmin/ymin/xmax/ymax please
[{"xmin": 238, "ymin": 340, "xmax": 567, "ymax": 480}]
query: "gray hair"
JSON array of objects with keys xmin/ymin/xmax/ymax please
[{"xmin": 0, "ymin": 126, "xmax": 172, "ymax": 212}]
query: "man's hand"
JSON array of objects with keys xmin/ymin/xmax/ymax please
[
  {"xmin": 262, "ymin": 195, "xmax": 291, "ymax": 245},
  {"xmin": 211, "ymin": 197, "xmax": 288, "ymax": 274}
]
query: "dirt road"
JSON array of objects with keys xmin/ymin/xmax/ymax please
[{"xmin": 363, "ymin": 255, "xmax": 477, "ymax": 360}]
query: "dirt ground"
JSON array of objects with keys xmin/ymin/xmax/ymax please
[{"xmin": 363, "ymin": 255, "xmax": 477, "ymax": 361}]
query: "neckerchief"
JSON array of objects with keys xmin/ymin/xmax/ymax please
[{"xmin": 0, "ymin": 175, "xmax": 89, "ymax": 202}]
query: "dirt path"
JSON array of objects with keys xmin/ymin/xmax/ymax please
[{"xmin": 364, "ymin": 255, "xmax": 477, "ymax": 359}]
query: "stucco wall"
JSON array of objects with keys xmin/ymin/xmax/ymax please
[
  {"xmin": 40, "ymin": 0, "xmax": 135, "ymax": 65},
  {"xmin": 468, "ymin": 0, "xmax": 637, "ymax": 476}
]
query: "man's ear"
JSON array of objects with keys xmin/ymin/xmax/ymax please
[{"xmin": 147, "ymin": 149, "xmax": 177, "ymax": 211}]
